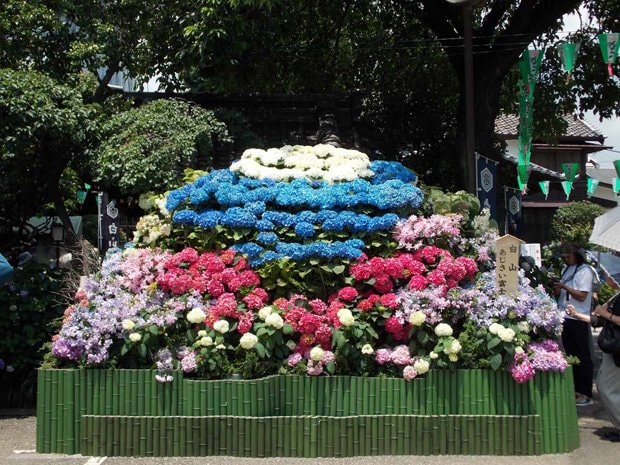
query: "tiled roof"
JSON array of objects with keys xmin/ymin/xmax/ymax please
[
  {"xmin": 502, "ymin": 152, "xmax": 564, "ymax": 179},
  {"xmin": 495, "ymin": 114, "xmax": 604, "ymax": 141},
  {"xmin": 586, "ymin": 167, "xmax": 618, "ymax": 185}
]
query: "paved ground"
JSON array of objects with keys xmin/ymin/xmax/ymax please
[{"xmin": 2, "ymin": 394, "xmax": 618, "ymax": 465}]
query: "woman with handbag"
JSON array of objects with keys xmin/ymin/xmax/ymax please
[{"xmin": 592, "ymin": 271, "xmax": 620, "ymax": 441}]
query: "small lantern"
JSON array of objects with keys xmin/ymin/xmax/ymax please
[{"xmin": 51, "ymin": 221, "xmax": 65, "ymax": 243}]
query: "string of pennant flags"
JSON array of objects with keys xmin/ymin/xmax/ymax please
[{"xmin": 515, "ymin": 33, "xmax": 620, "ymax": 199}]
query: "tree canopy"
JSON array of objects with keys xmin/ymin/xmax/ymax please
[{"xmin": 95, "ymin": 99, "xmax": 230, "ymax": 195}]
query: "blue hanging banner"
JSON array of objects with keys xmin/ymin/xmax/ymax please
[
  {"xmin": 504, "ymin": 187, "xmax": 523, "ymax": 237},
  {"xmin": 476, "ymin": 154, "xmax": 498, "ymax": 222}
]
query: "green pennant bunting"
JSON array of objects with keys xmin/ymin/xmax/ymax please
[
  {"xmin": 561, "ymin": 180, "xmax": 573, "ymax": 200},
  {"xmin": 613, "ymin": 159, "xmax": 620, "ymax": 177},
  {"xmin": 76, "ymin": 190, "xmax": 87, "ymax": 204},
  {"xmin": 517, "ymin": 163, "xmax": 530, "ymax": 184},
  {"xmin": 598, "ymin": 33, "xmax": 620, "ymax": 76},
  {"xmin": 517, "ymin": 177, "xmax": 528, "ymax": 192},
  {"xmin": 561, "ymin": 162, "xmax": 579, "ymax": 181},
  {"xmin": 587, "ymin": 178, "xmax": 599, "ymax": 198},
  {"xmin": 84, "ymin": 183, "xmax": 92, "ymax": 191},
  {"xmin": 539, "ymin": 180, "xmax": 550, "ymax": 199},
  {"xmin": 519, "ymin": 49, "xmax": 544, "ymax": 88},
  {"xmin": 613, "ymin": 177, "xmax": 620, "ymax": 195},
  {"xmin": 557, "ymin": 42, "xmax": 580, "ymax": 80}
]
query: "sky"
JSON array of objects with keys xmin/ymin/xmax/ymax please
[{"xmin": 563, "ymin": 10, "xmax": 619, "ymax": 169}]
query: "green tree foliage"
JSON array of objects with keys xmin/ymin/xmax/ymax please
[
  {"xmin": 550, "ymin": 200, "xmax": 604, "ymax": 246},
  {"xmin": 95, "ymin": 99, "xmax": 231, "ymax": 195},
  {"xmin": 0, "ymin": 68, "xmax": 97, "ymax": 238}
]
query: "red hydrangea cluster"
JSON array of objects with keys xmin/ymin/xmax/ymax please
[
  {"xmin": 157, "ymin": 248, "xmax": 268, "ymax": 334},
  {"xmin": 157, "ymin": 248, "xmax": 260, "ymax": 297},
  {"xmin": 274, "ymin": 295, "xmax": 334, "ymax": 353},
  {"xmin": 350, "ymin": 249, "xmax": 477, "ymax": 295}
]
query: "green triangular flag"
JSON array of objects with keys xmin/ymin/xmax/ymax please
[
  {"xmin": 84, "ymin": 183, "xmax": 92, "ymax": 191},
  {"xmin": 539, "ymin": 180, "xmax": 550, "ymax": 199},
  {"xmin": 561, "ymin": 162, "xmax": 579, "ymax": 181},
  {"xmin": 613, "ymin": 159, "xmax": 620, "ymax": 177},
  {"xmin": 76, "ymin": 190, "xmax": 87, "ymax": 204},
  {"xmin": 561, "ymin": 180, "xmax": 573, "ymax": 200},
  {"xmin": 557, "ymin": 42, "xmax": 580, "ymax": 80},
  {"xmin": 517, "ymin": 163, "xmax": 530, "ymax": 184},
  {"xmin": 517, "ymin": 177, "xmax": 528, "ymax": 192},
  {"xmin": 598, "ymin": 33, "xmax": 620, "ymax": 76},
  {"xmin": 587, "ymin": 178, "xmax": 599, "ymax": 198},
  {"xmin": 519, "ymin": 49, "xmax": 544, "ymax": 88},
  {"xmin": 613, "ymin": 177, "xmax": 620, "ymax": 195}
]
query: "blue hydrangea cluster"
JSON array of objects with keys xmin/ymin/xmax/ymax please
[{"xmin": 166, "ymin": 160, "xmax": 422, "ymax": 266}]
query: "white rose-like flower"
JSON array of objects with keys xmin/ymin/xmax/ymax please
[
  {"xmin": 129, "ymin": 332, "xmax": 141, "ymax": 342},
  {"xmin": 199, "ymin": 336, "xmax": 213, "ymax": 347},
  {"xmin": 430, "ymin": 352, "xmax": 439, "ymax": 360},
  {"xmin": 361, "ymin": 344, "xmax": 374, "ymax": 355},
  {"xmin": 498, "ymin": 327, "xmax": 516, "ymax": 343},
  {"xmin": 515, "ymin": 346, "xmax": 525, "ymax": 354},
  {"xmin": 409, "ymin": 311, "xmax": 426, "ymax": 327},
  {"xmin": 413, "ymin": 359, "xmax": 430, "ymax": 375},
  {"xmin": 337, "ymin": 309, "xmax": 355, "ymax": 327},
  {"xmin": 450, "ymin": 340, "xmax": 462, "ymax": 354},
  {"xmin": 489, "ymin": 322, "xmax": 504, "ymax": 335},
  {"xmin": 448, "ymin": 353, "xmax": 459, "ymax": 362},
  {"xmin": 517, "ymin": 321, "xmax": 531, "ymax": 333},
  {"xmin": 213, "ymin": 319, "xmax": 230, "ymax": 334},
  {"xmin": 187, "ymin": 308, "xmax": 206, "ymax": 324},
  {"xmin": 197, "ymin": 330, "xmax": 207, "ymax": 337},
  {"xmin": 122, "ymin": 319, "xmax": 136, "ymax": 331},
  {"xmin": 434, "ymin": 323, "xmax": 453, "ymax": 337},
  {"xmin": 310, "ymin": 346, "xmax": 325, "ymax": 362},
  {"xmin": 258, "ymin": 306, "xmax": 273, "ymax": 321},
  {"xmin": 239, "ymin": 333, "xmax": 259, "ymax": 350},
  {"xmin": 265, "ymin": 313, "xmax": 284, "ymax": 329}
]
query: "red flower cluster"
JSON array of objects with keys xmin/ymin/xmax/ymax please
[
  {"xmin": 158, "ymin": 248, "xmax": 268, "ymax": 334},
  {"xmin": 158, "ymin": 248, "xmax": 260, "ymax": 297},
  {"xmin": 275, "ymin": 295, "xmax": 333, "ymax": 352},
  {"xmin": 349, "ymin": 249, "xmax": 477, "ymax": 295}
]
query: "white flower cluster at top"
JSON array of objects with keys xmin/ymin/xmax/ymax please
[{"xmin": 230, "ymin": 144, "xmax": 374, "ymax": 183}]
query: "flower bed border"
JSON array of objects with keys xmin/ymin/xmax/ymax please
[{"xmin": 36, "ymin": 368, "xmax": 579, "ymax": 456}]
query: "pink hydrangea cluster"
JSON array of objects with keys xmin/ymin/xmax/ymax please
[
  {"xmin": 374, "ymin": 345, "xmax": 412, "ymax": 366},
  {"xmin": 510, "ymin": 352, "xmax": 536, "ymax": 384},
  {"xmin": 117, "ymin": 248, "xmax": 170, "ymax": 293},
  {"xmin": 394, "ymin": 214, "xmax": 462, "ymax": 251}
]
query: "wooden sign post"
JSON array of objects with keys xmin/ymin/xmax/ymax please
[{"xmin": 495, "ymin": 234, "xmax": 524, "ymax": 294}]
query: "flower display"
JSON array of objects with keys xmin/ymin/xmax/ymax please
[{"xmin": 48, "ymin": 144, "xmax": 568, "ymax": 385}]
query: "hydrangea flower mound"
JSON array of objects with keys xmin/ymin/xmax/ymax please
[
  {"xmin": 230, "ymin": 144, "xmax": 375, "ymax": 183},
  {"xmin": 165, "ymin": 148, "xmax": 422, "ymax": 266},
  {"xmin": 48, "ymin": 144, "xmax": 569, "ymax": 385}
]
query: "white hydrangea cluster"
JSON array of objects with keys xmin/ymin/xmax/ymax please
[
  {"xmin": 230, "ymin": 144, "xmax": 374, "ymax": 183},
  {"xmin": 489, "ymin": 323, "xmax": 516, "ymax": 342},
  {"xmin": 133, "ymin": 214, "xmax": 171, "ymax": 245}
]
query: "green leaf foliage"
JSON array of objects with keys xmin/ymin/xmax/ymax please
[
  {"xmin": 95, "ymin": 99, "xmax": 231, "ymax": 195},
  {"xmin": 551, "ymin": 201, "xmax": 605, "ymax": 247}
]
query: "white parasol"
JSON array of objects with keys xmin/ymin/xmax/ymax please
[{"xmin": 590, "ymin": 206, "xmax": 620, "ymax": 252}]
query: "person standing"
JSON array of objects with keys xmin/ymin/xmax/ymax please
[
  {"xmin": 592, "ymin": 271, "xmax": 620, "ymax": 440},
  {"xmin": 553, "ymin": 243, "xmax": 595, "ymax": 406}
]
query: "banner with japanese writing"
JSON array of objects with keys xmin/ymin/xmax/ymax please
[
  {"xmin": 99, "ymin": 192, "xmax": 120, "ymax": 255},
  {"xmin": 504, "ymin": 187, "xmax": 523, "ymax": 237},
  {"xmin": 476, "ymin": 154, "xmax": 498, "ymax": 222}
]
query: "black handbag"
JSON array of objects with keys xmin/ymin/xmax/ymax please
[{"xmin": 598, "ymin": 295, "xmax": 620, "ymax": 355}]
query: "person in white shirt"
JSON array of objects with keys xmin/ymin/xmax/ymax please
[{"xmin": 553, "ymin": 243, "xmax": 595, "ymax": 406}]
